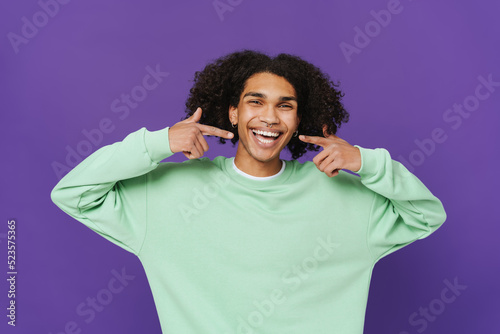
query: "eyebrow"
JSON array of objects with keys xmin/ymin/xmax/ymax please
[{"xmin": 243, "ymin": 91, "xmax": 297, "ymax": 102}]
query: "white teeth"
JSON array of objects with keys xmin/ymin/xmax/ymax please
[
  {"xmin": 252, "ymin": 129, "xmax": 280, "ymax": 137},
  {"xmin": 256, "ymin": 137, "xmax": 274, "ymax": 144}
]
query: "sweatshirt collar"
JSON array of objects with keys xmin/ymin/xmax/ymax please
[
  {"xmin": 231, "ymin": 158, "xmax": 286, "ymax": 181},
  {"xmin": 223, "ymin": 157, "xmax": 294, "ymax": 189}
]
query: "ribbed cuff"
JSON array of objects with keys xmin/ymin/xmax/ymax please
[
  {"xmin": 144, "ymin": 127, "xmax": 174, "ymax": 162},
  {"xmin": 353, "ymin": 145, "xmax": 380, "ymax": 177}
]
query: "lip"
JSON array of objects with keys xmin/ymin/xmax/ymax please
[{"xmin": 249, "ymin": 128, "xmax": 283, "ymax": 148}]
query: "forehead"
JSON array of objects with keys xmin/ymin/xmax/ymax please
[{"xmin": 242, "ymin": 72, "xmax": 296, "ymax": 97}]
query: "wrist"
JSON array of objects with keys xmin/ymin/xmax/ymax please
[{"xmin": 144, "ymin": 127, "xmax": 174, "ymax": 162}]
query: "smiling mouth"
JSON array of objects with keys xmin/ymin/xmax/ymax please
[{"xmin": 251, "ymin": 129, "xmax": 283, "ymax": 144}]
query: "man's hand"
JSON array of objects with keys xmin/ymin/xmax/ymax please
[
  {"xmin": 299, "ymin": 125, "xmax": 361, "ymax": 177},
  {"xmin": 169, "ymin": 107, "xmax": 234, "ymax": 159}
]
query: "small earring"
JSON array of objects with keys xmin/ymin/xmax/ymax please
[
  {"xmin": 293, "ymin": 130, "xmax": 299, "ymax": 137},
  {"xmin": 231, "ymin": 123, "xmax": 237, "ymax": 128}
]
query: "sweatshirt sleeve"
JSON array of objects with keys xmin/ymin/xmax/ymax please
[
  {"xmin": 353, "ymin": 145, "xmax": 447, "ymax": 263},
  {"xmin": 50, "ymin": 127, "xmax": 175, "ymax": 255}
]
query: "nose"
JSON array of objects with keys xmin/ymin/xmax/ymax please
[{"xmin": 259, "ymin": 104, "xmax": 279, "ymax": 126}]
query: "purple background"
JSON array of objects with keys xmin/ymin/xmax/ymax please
[{"xmin": 1, "ymin": 0, "xmax": 499, "ymax": 333}]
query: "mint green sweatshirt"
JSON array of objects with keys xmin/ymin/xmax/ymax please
[{"xmin": 51, "ymin": 127, "xmax": 446, "ymax": 334}]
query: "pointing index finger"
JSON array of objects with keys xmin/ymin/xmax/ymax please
[
  {"xmin": 299, "ymin": 134, "xmax": 329, "ymax": 147},
  {"xmin": 198, "ymin": 124, "xmax": 234, "ymax": 139}
]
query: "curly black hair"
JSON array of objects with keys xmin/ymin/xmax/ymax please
[{"xmin": 184, "ymin": 49, "xmax": 349, "ymax": 159}]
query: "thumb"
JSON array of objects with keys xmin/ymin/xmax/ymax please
[{"xmin": 187, "ymin": 107, "xmax": 202, "ymax": 123}]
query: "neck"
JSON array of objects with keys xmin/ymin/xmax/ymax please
[{"xmin": 234, "ymin": 152, "xmax": 282, "ymax": 177}]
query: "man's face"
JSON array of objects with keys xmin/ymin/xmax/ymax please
[{"xmin": 229, "ymin": 72, "xmax": 300, "ymax": 164}]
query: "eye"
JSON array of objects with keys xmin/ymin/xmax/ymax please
[
  {"xmin": 249, "ymin": 100, "xmax": 262, "ymax": 105},
  {"xmin": 279, "ymin": 104, "xmax": 293, "ymax": 109}
]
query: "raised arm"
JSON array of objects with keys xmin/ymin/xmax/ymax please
[
  {"xmin": 353, "ymin": 146, "xmax": 446, "ymax": 261},
  {"xmin": 299, "ymin": 127, "xmax": 446, "ymax": 262},
  {"xmin": 51, "ymin": 108, "xmax": 233, "ymax": 254}
]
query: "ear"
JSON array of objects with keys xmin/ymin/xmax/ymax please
[
  {"xmin": 229, "ymin": 105, "xmax": 238, "ymax": 124},
  {"xmin": 322, "ymin": 124, "xmax": 333, "ymax": 137}
]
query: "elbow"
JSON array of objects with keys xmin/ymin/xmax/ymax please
[
  {"xmin": 50, "ymin": 185, "xmax": 63, "ymax": 208},
  {"xmin": 50, "ymin": 183, "xmax": 71, "ymax": 212},
  {"xmin": 429, "ymin": 200, "xmax": 447, "ymax": 231},
  {"xmin": 439, "ymin": 203, "xmax": 447, "ymax": 225},
  {"xmin": 438, "ymin": 206, "xmax": 447, "ymax": 228},
  {"xmin": 50, "ymin": 185, "xmax": 80, "ymax": 218}
]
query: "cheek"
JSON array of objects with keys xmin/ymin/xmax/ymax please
[
  {"xmin": 284, "ymin": 114, "xmax": 300, "ymax": 130},
  {"xmin": 238, "ymin": 107, "xmax": 259, "ymax": 125}
]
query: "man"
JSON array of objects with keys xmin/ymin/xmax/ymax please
[{"xmin": 51, "ymin": 50, "xmax": 446, "ymax": 333}]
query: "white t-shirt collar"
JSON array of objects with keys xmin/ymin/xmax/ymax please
[{"xmin": 231, "ymin": 158, "xmax": 286, "ymax": 181}]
